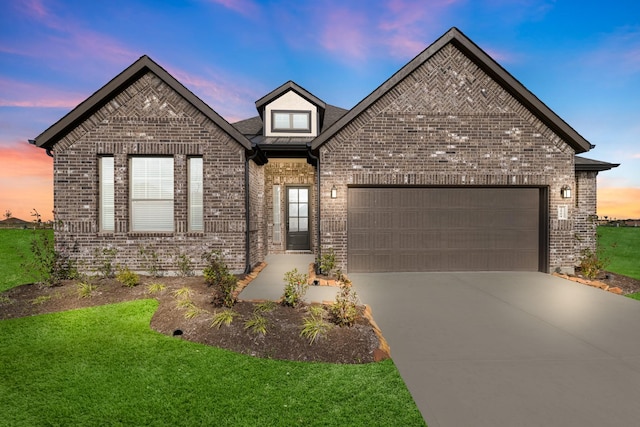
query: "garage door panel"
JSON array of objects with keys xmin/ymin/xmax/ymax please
[{"xmin": 348, "ymin": 188, "xmax": 542, "ymax": 272}]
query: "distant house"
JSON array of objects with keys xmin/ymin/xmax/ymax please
[
  {"xmin": 32, "ymin": 27, "xmax": 618, "ymax": 275},
  {"xmin": 0, "ymin": 217, "xmax": 31, "ymax": 229}
]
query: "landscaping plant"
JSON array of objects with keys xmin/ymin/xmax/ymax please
[
  {"xmin": 330, "ymin": 273, "xmax": 360, "ymax": 327},
  {"xmin": 93, "ymin": 247, "xmax": 118, "ymax": 278},
  {"xmin": 116, "ymin": 267, "xmax": 140, "ymax": 287},
  {"xmin": 139, "ymin": 246, "xmax": 163, "ymax": 277},
  {"xmin": 76, "ymin": 282, "xmax": 96, "ymax": 299},
  {"xmin": 317, "ymin": 248, "xmax": 337, "ymax": 277},
  {"xmin": 203, "ymin": 250, "xmax": 238, "ymax": 307},
  {"xmin": 210, "ymin": 308, "xmax": 238, "ymax": 328},
  {"xmin": 175, "ymin": 252, "xmax": 195, "ymax": 277},
  {"xmin": 300, "ymin": 305, "xmax": 333, "ymax": 344},
  {"xmin": 244, "ymin": 313, "xmax": 268, "ymax": 335},
  {"xmin": 281, "ymin": 268, "xmax": 308, "ymax": 307}
]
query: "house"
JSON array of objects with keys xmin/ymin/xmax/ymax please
[{"xmin": 32, "ymin": 27, "xmax": 618, "ymax": 275}]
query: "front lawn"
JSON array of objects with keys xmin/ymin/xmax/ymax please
[
  {"xmin": 0, "ymin": 229, "xmax": 44, "ymax": 292},
  {"xmin": 598, "ymin": 226, "xmax": 640, "ymax": 280},
  {"xmin": 0, "ymin": 299, "xmax": 425, "ymax": 426}
]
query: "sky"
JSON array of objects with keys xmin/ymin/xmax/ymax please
[{"xmin": 1, "ymin": 0, "xmax": 639, "ymax": 222}]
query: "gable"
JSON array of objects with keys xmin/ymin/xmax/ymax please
[
  {"xmin": 33, "ymin": 55, "xmax": 251, "ymax": 152},
  {"xmin": 312, "ymin": 27, "xmax": 592, "ymax": 154}
]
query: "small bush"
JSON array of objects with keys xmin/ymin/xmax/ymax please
[
  {"xmin": 300, "ymin": 305, "xmax": 333, "ymax": 344},
  {"xmin": 245, "ymin": 314, "xmax": 268, "ymax": 335},
  {"xmin": 24, "ymin": 210, "xmax": 77, "ymax": 286},
  {"xmin": 203, "ymin": 251, "xmax": 237, "ymax": 307},
  {"xmin": 116, "ymin": 267, "xmax": 140, "ymax": 287},
  {"xmin": 175, "ymin": 252, "xmax": 195, "ymax": 277},
  {"xmin": 139, "ymin": 247, "xmax": 163, "ymax": 277},
  {"xmin": 281, "ymin": 268, "xmax": 308, "ymax": 308},
  {"xmin": 317, "ymin": 249, "xmax": 337, "ymax": 277},
  {"xmin": 579, "ymin": 247, "xmax": 608, "ymax": 280},
  {"xmin": 210, "ymin": 309, "xmax": 238, "ymax": 328},
  {"xmin": 76, "ymin": 282, "xmax": 96, "ymax": 299},
  {"xmin": 330, "ymin": 273, "xmax": 359, "ymax": 327},
  {"xmin": 146, "ymin": 283, "xmax": 166, "ymax": 295},
  {"xmin": 94, "ymin": 247, "xmax": 118, "ymax": 278}
]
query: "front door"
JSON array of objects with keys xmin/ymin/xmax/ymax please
[{"xmin": 286, "ymin": 187, "xmax": 310, "ymax": 250}]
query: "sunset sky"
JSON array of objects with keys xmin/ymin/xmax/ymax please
[{"xmin": 1, "ymin": 0, "xmax": 639, "ymax": 222}]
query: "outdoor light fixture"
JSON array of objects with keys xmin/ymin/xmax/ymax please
[
  {"xmin": 331, "ymin": 185, "xmax": 337, "ymax": 199},
  {"xmin": 561, "ymin": 185, "xmax": 572, "ymax": 199}
]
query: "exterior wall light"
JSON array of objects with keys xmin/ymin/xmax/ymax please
[
  {"xmin": 331, "ymin": 185, "xmax": 337, "ymax": 199},
  {"xmin": 561, "ymin": 185, "xmax": 572, "ymax": 199}
]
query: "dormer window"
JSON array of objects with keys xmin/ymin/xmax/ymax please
[{"xmin": 271, "ymin": 110, "xmax": 311, "ymax": 133}]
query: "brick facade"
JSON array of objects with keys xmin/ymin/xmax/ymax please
[
  {"xmin": 319, "ymin": 44, "xmax": 580, "ymax": 273},
  {"xmin": 52, "ymin": 72, "xmax": 249, "ymax": 274}
]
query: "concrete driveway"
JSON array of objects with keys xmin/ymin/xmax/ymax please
[{"xmin": 350, "ymin": 272, "xmax": 640, "ymax": 427}]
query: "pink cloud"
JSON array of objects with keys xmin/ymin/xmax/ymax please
[
  {"xmin": 0, "ymin": 78, "xmax": 86, "ymax": 108},
  {"xmin": 168, "ymin": 67, "xmax": 262, "ymax": 121},
  {"xmin": 10, "ymin": 0, "xmax": 138, "ymax": 68},
  {"xmin": 320, "ymin": 8, "xmax": 370, "ymax": 60}
]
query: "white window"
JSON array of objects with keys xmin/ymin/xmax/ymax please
[
  {"xmin": 130, "ymin": 157, "xmax": 174, "ymax": 232},
  {"xmin": 271, "ymin": 110, "xmax": 311, "ymax": 132},
  {"xmin": 273, "ymin": 185, "xmax": 281, "ymax": 243},
  {"xmin": 100, "ymin": 156, "xmax": 115, "ymax": 232},
  {"xmin": 189, "ymin": 157, "xmax": 203, "ymax": 232}
]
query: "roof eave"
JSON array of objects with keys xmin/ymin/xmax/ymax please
[{"xmin": 34, "ymin": 55, "xmax": 252, "ymax": 151}]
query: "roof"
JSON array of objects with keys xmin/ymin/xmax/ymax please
[
  {"xmin": 33, "ymin": 55, "xmax": 252, "ymax": 151},
  {"xmin": 312, "ymin": 27, "xmax": 593, "ymax": 154},
  {"xmin": 575, "ymin": 156, "xmax": 619, "ymax": 172}
]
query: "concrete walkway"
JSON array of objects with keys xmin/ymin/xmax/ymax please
[
  {"xmin": 239, "ymin": 254, "xmax": 339, "ymax": 303},
  {"xmin": 350, "ymin": 271, "xmax": 640, "ymax": 427}
]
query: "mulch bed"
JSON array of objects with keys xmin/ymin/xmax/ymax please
[
  {"xmin": 0, "ymin": 274, "xmax": 385, "ymax": 364},
  {"xmin": 554, "ymin": 269, "xmax": 640, "ymax": 295}
]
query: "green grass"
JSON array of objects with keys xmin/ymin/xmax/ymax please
[
  {"xmin": 598, "ymin": 226, "xmax": 640, "ymax": 280},
  {"xmin": 0, "ymin": 300, "xmax": 424, "ymax": 426},
  {"xmin": 0, "ymin": 229, "xmax": 48, "ymax": 292}
]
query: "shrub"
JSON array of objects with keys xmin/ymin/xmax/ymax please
[
  {"xmin": 25, "ymin": 210, "xmax": 77, "ymax": 286},
  {"xmin": 300, "ymin": 305, "xmax": 332, "ymax": 344},
  {"xmin": 76, "ymin": 282, "xmax": 96, "ymax": 299},
  {"xmin": 175, "ymin": 252, "xmax": 195, "ymax": 277},
  {"xmin": 203, "ymin": 251, "xmax": 237, "ymax": 307},
  {"xmin": 93, "ymin": 247, "xmax": 118, "ymax": 278},
  {"xmin": 244, "ymin": 314, "xmax": 268, "ymax": 335},
  {"xmin": 116, "ymin": 267, "xmax": 140, "ymax": 287},
  {"xmin": 317, "ymin": 249, "xmax": 337, "ymax": 277},
  {"xmin": 210, "ymin": 309, "xmax": 238, "ymax": 328},
  {"xmin": 183, "ymin": 303, "xmax": 202, "ymax": 319},
  {"xmin": 579, "ymin": 247, "xmax": 609, "ymax": 280},
  {"xmin": 281, "ymin": 268, "xmax": 308, "ymax": 308},
  {"xmin": 330, "ymin": 273, "xmax": 360, "ymax": 327},
  {"xmin": 139, "ymin": 247, "xmax": 163, "ymax": 277}
]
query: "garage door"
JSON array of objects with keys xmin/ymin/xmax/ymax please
[{"xmin": 348, "ymin": 187, "xmax": 543, "ymax": 273}]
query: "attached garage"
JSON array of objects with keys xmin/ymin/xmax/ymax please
[{"xmin": 348, "ymin": 187, "xmax": 548, "ymax": 273}]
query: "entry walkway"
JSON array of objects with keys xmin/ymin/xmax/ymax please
[
  {"xmin": 350, "ymin": 272, "xmax": 640, "ymax": 427},
  {"xmin": 239, "ymin": 254, "xmax": 339, "ymax": 302}
]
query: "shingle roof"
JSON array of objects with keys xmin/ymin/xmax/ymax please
[
  {"xmin": 33, "ymin": 55, "xmax": 252, "ymax": 151},
  {"xmin": 575, "ymin": 156, "xmax": 619, "ymax": 171},
  {"xmin": 311, "ymin": 27, "xmax": 593, "ymax": 154}
]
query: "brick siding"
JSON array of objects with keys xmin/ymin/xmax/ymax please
[
  {"xmin": 319, "ymin": 44, "xmax": 582, "ymax": 273},
  {"xmin": 52, "ymin": 72, "xmax": 249, "ymax": 274}
]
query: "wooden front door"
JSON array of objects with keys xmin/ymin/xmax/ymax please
[{"xmin": 286, "ymin": 187, "xmax": 310, "ymax": 250}]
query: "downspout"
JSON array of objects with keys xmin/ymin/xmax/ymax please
[
  {"xmin": 307, "ymin": 143, "xmax": 321, "ymax": 262},
  {"xmin": 244, "ymin": 145, "xmax": 260, "ymax": 274}
]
